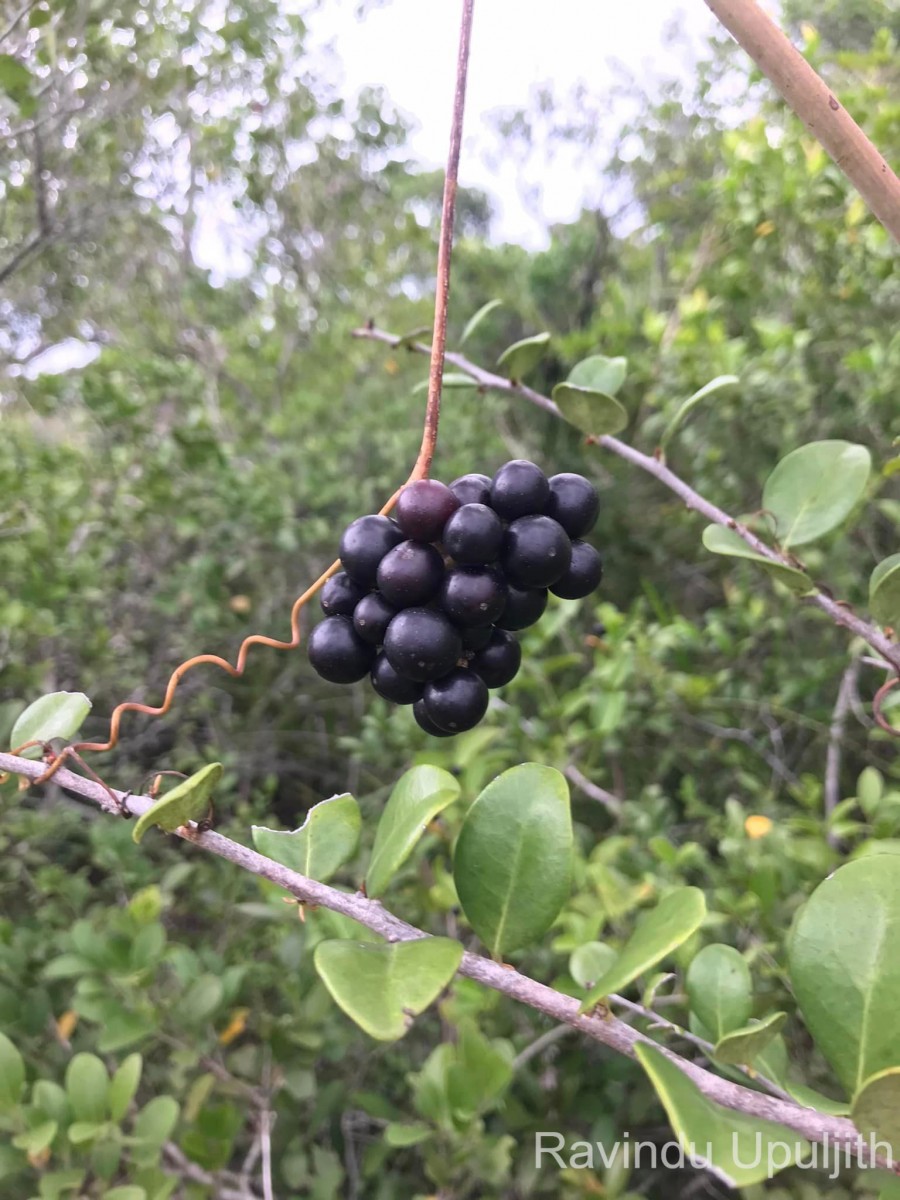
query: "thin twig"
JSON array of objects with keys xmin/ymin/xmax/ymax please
[
  {"xmin": 703, "ymin": 0, "xmax": 900, "ymax": 243},
  {"xmin": 563, "ymin": 763, "xmax": 623, "ymax": 817},
  {"xmin": 824, "ymin": 658, "xmax": 862, "ymax": 843},
  {"xmin": 411, "ymin": 0, "xmax": 475, "ymax": 482},
  {"xmin": 607, "ymin": 993, "xmax": 794, "ymax": 1105},
  {"xmin": 512, "ymin": 1023, "xmax": 573, "ymax": 1069},
  {"xmin": 0, "ymin": 749, "xmax": 879, "ymax": 1162},
  {"xmin": 351, "ymin": 326, "xmax": 900, "ymax": 678}
]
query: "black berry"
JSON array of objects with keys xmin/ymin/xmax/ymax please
[
  {"xmin": 371, "ymin": 653, "xmax": 425, "ymax": 705},
  {"xmin": 460, "ymin": 623, "xmax": 495, "ymax": 652},
  {"xmin": 377, "ymin": 541, "xmax": 445, "ymax": 607},
  {"xmin": 440, "ymin": 565, "xmax": 507, "ymax": 628},
  {"xmin": 496, "ymin": 584, "xmax": 548, "ymax": 631},
  {"xmin": 550, "ymin": 541, "xmax": 604, "ymax": 599},
  {"xmin": 442, "ymin": 503, "xmax": 504, "ymax": 565},
  {"xmin": 471, "ymin": 629, "xmax": 521, "ymax": 689},
  {"xmin": 546, "ymin": 473, "xmax": 600, "ymax": 538},
  {"xmin": 422, "ymin": 669, "xmax": 489, "ymax": 734},
  {"xmin": 502, "ymin": 515, "xmax": 572, "ymax": 588},
  {"xmin": 308, "ymin": 616, "xmax": 375, "ymax": 683},
  {"xmin": 339, "ymin": 515, "xmax": 403, "ymax": 587},
  {"xmin": 383, "ymin": 608, "xmax": 462, "ymax": 681},
  {"xmin": 413, "ymin": 698, "xmax": 456, "ymax": 737},
  {"xmin": 353, "ymin": 592, "xmax": 397, "ymax": 644},
  {"xmin": 320, "ymin": 571, "xmax": 366, "ymax": 617},
  {"xmin": 490, "ymin": 459, "xmax": 550, "ymax": 520},
  {"xmin": 449, "ymin": 472, "xmax": 492, "ymax": 507},
  {"xmin": 395, "ymin": 480, "xmax": 460, "ymax": 542}
]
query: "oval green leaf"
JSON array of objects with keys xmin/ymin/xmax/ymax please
[
  {"xmin": 686, "ymin": 944, "xmax": 753, "ymax": 1041},
  {"xmin": 870, "ymin": 555, "xmax": 900, "ymax": 628},
  {"xmin": 107, "ymin": 1053, "xmax": 142, "ymax": 1122},
  {"xmin": 133, "ymin": 1095, "xmax": 179, "ymax": 1145},
  {"xmin": 460, "ymin": 298, "xmax": 503, "ymax": 345},
  {"xmin": 852, "ymin": 1067, "xmax": 900, "ymax": 1158},
  {"xmin": 65, "ymin": 1053, "xmax": 108, "ymax": 1123},
  {"xmin": 569, "ymin": 942, "xmax": 617, "ymax": 990},
  {"xmin": 788, "ymin": 855, "xmax": 900, "ymax": 1096},
  {"xmin": 635, "ymin": 1043, "xmax": 808, "ymax": 1187},
  {"xmin": 366, "ymin": 766, "xmax": 460, "ymax": 898},
  {"xmin": 497, "ymin": 332, "xmax": 550, "ymax": 380},
  {"xmin": 314, "ymin": 937, "xmax": 463, "ymax": 1041},
  {"xmin": 413, "ymin": 372, "xmax": 477, "ymax": 394},
  {"xmin": 453, "ymin": 764, "xmax": 572, "ymax": 958},
  {"xmin": 567, "ymin": 354, "xmax": 628, "ymax": 397},
  {"xmin": 132, "ymin": 763, "xmax": 222, "ymax": 844},
  {"xmin": 252, "ymin": 792, "xmax": 360, "ymax": 883},
  {"xmin": 762, "ymin": 440, "xmax": 871, "ymax": 549},
  {"xmin": 580, "ymin": 887, "xmax": 706, "ymax": 1012},
  {"xmin": 552, "ymin": 383, "xmax": 628, "ymax": 436},
  {"xmin": 0, "ymin": 1032, "xmax": 24, "ymax": 1113},
  {"xmin": 660, "ymin": 375, "xmax": 739, "ymax": 450},
  {"xmin": 702, "ymin": 525, "xmax": 813, "ymax": 593},
  {"xmin": 10, "ymin": 691, "xmax": 92, "ymax": 758},
  {"xmin": 714, "ymin": 1012, "xmax": 787, "ymax": 1066}
]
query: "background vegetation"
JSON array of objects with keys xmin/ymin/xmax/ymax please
[{"xmin": 1, "ymin": 0, "xmax": 899, "ymax": 1196}]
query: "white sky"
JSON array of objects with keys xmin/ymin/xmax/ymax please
[{"xmin": 307, "ymin": 0, "xmax": 724, "ymax": 244}]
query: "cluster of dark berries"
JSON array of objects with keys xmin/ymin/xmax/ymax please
[{"xmin": 307, "ymin": 461, "xmax": 603, "ymax": 737}]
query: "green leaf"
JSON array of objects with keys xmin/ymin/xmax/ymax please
[
  {"xmin": 12, "ymin": 1120, "xmax": 57, "ymax": 1153},
  {"xmin": 870, "ymin": 554, "xmax": 900, "ymax": 628},
  {"xmin": 181, "ymin": 974, "xmax": 224, "ymax": 1023},
  {"xmin": 104, "ymin": 1188, "xmax": 147, "ymax": 1200},
  {"xmin": 108, "ymin": 1053, "xmax": 142, "ymax": 1121},
  {"xmin": 413, "ymin": 372, "xmax": 477, "ymax": 394},
  {"xmin": 552, "ymin": 383, "xmax": 628, "ymax": 436},
  {"xmin": 497, "ymin": 332, "xmax": 550, "ymax": 379},
  {"xmin": 453, "ymin": 764, "xmax": 572, "ymax": 957},
  {"xmin": 32, "ymin": 1081, "xmax": 69, "ymax": 1123},
  {"xmin": 714, "ymin": 1012, "xmax": 788, "ymax": 1066},
  {"xmin": 10, "ymin": 691, "xmax": 92, "ymax": 757},
  {"xmin": 0, "ymin": 1032, "xmax": 24, "ymax": 1112},
  {"xmin": 460, "ymin": 299, "xmax": 503, "ymax": 345},
  {"xmin": 36, "ymin": 1168, "xmax": 85, "ymax": 1199},
  {"xmin": 660, "ymin": 375, "xmax": 739, "ymax": 450},
  {"xmin": 569, "ymin": 942, "xmax": 617, "ymax": 989},
  {"xmin": 762, "ymin": 440, "xmax": 871, "ymax": 549},
  {"xmin": 314, "ymin": 938, "xmax": 463, "ymax": 1041},
  {"xmin": 580, "ymin": 887, "xmax": 706, "ymax": 1012},
  {"xmin": 701, "ymin": 525, "xmax": 813, "ymax": 592},
  {"xmin": 635, "ymin": 1043, "xmax": 808, "ymax": 1186},
  {"xmin": 132, "ymin": 763, "xmax": 222, "ymax": 844},
  {"xmin": 65, "ymin": 1053, "xmax": 108, "ymax": 1123},
  {"xmin": 788, "ymin": 855, "xmax": 900, "ymax": 1096},
  {"xmin": 252, "ymin": 793, "xmax": 360, "ymax": 884},
  {"xmin": 568, "ymin": 354, "xmax": 627, "ymax": 396},
  {"xmin": 0, "ymin": 55, "xmax": 34, "ymax": 115},
  {"xmin": 133, "ymin": 1096, "xmax": 179, "ymax": 1146},
  {"xmin": 852, "ymin": 1068, "xmax": 900, "ymax": 1158},
  {"xmin": 384, "ymin": 1122, "xmax": 433, "ymax": 1147},
  {"xmin": 366, "ymin": 766, "xmax": 459, "ymax": 898},
  {"xmin": 446, "ymin": 1020, "xmax": 513, "ymax": 1118},
  {"xmin": 68, "ymin": 1121, "xmax": 109, "ymax": 1144},
  {"xmin": 685, "ymin": 944, "xmax": 753, "ymax": 1041}
]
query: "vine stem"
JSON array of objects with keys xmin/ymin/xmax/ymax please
[
  {"xmin": 352, "ymin": 324, "xmax": 900, "ymax": 680},
  {"xmin": 21, "ymin": 0, "xmax": 477, "ymax": 776},
  {"xmin": 703, "ymin": 0, "xmax": 900, "ymax": 243},
  {"xmin": 0, "ymin": 747, "xmax": 876, "ymax": 1162},
  {"xmin": 411, "ymin": 0, "xmax": 475, "ymax": 482}
]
